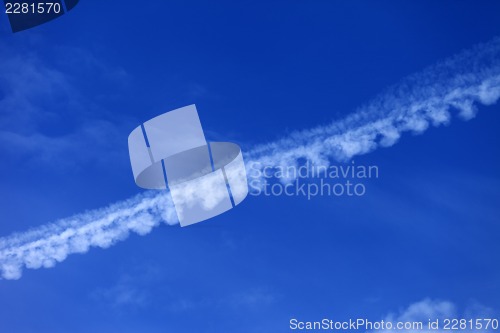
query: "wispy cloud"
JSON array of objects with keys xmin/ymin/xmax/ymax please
[
  {"xmin": 167, "ymin": 287, "xmax": 277, "ymax": 313},
  {"xmin": 0, "ymin": 41, "xmax": 132, "ymax": 168},
  {"xmin": 1, "ymin": 38, "xmax": 500, "ymax": 280},
  {"xmin": 91, "ymin": 263, "xmax": 165, "ymax": 310},
  {"xmin": 90, "ymin": 262, "xmax": 276, "ymax": 313}
]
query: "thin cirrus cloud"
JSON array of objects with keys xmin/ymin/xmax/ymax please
[
  {"xmin": 1, "ymin": 38, "xmax": 500, "ymax": 280},
  {"xmin": 0, "ymin": 42, "xmax": 130, "ymax": 168}
]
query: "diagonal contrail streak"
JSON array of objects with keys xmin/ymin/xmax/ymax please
[
  {"xmin": 0, "ymin": 192, "xmax": 178, "ymax": 279},
  {"xmin": 1, "ymin": 38, "xmax": 500, "ymax": 280},
  {"xmin": 245, "ymin": 38, "xmax": 500, "ymax": 169}
]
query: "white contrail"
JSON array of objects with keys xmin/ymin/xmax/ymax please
[
  {"xmin": 0, "ymin": 192, "xmax": 178, "ymax": 280},
  {"xmin": 1, "ymin": 38, "xmax": 500, "ymax": 280},
  {"xmin": 245, "ymin": 37, "xmax": 500, "ymax": 171}
]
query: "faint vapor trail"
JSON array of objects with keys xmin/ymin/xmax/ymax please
[
  {"xmin": 1, "ymin": 38, "xmax": 500, "ymax": 280},
  {"xmin": 246, "ymin": 38, "xmax": 500, "ymax": 171}
]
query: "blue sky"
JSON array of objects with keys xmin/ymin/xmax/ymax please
[{"xmin": 1, "ymin": 1, "xmax": 500, "ymax": 332}]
